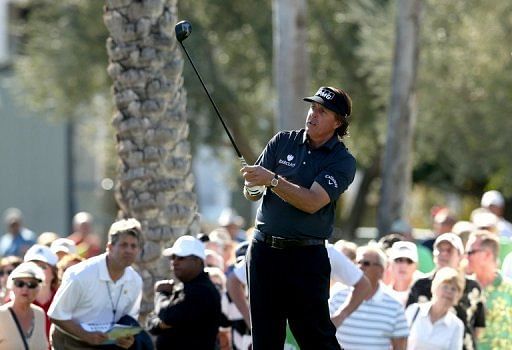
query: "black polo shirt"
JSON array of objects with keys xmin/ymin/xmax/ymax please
[
  {"xmin": 255, "ymin": 129, "xmax": 356, "ymax": 240},
  {"xmin": 149, "ymin": 272, "xmax": 222, "ymax": 349},
  {"xmin": 406, "ymin": 272, "xmax": 486, "ymax": 350}
]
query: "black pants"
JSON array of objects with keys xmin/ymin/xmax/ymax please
[{"xmin": 247, "ymin": 239, "xmax": 341, "ymax": 350}]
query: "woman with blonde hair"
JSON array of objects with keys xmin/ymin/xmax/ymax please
[
  {"xmin": 405, "ymin": 267, "xmax": 464, "ymax": 349},
  {"xmin": 0, "ymin": 262, "xmax": 48, "ymax": 349}
]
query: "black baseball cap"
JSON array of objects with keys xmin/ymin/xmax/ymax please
[{"xmin": 303, "ymin": 87, "xmax": 351, "ymax": 116}]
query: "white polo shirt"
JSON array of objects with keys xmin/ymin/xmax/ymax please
[
  {"xmin": 405, "ymin": 302, "xmax": 463, "ymax": 350},
  {"xmin": 48, "ymin": 253, "xmax": 142, "ymax": 328}
]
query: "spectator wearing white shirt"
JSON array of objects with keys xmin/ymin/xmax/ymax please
[
  {"xmin": 48, "ymin": 218, "xmax": 144, "ymax": 349},
  {"xmin": 329, "ymin": 245, "xmax": 409, "ymax": 350},
  {"xmin": 405, "ymin": 267, "xmax": 464, "ymax": 350},
  {"xmin": 385, "ymin": 241, "xmax": 421, "ymax": 307}
]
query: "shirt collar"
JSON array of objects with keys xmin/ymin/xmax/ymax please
[
  {"xmin": 418, "ymin": 302, "xmax": 456, "ymax": 326},
  {"xmin": 99, "ymin": 253, "xmax": 134, "ymax": 283},
  {"xmin": 300, "ymin": 130, "xmax": 340, "ymax": 150},
  {"xmin": 370, "ymin": 282, "xmax": 385, "ymax": 302}
]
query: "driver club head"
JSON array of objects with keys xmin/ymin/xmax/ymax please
[{"xmin": 175, "ymin": 20, "xmax": 192, "ymax": 42}]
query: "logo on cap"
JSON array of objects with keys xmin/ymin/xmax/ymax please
[
  {"xmin": 317, "ymin": 88, "xmax": 335, "ymax": 100},
  {"xmin": 287, "ymin": 154, "xmax": 294, "ymax": 161}
]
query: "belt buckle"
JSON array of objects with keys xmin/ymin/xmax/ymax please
[{"xmin": 270, "ymin": 235, "xmax": 285, "ymax": 249}]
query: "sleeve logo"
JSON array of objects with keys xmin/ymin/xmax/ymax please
[{"xmin": 325, "ymin": 174, "xmax": 338, "ymax": 188}]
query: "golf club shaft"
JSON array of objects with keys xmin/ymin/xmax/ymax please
[{"xmin": 179, "ymin": 42, "xmax": 244, "ymax": 160}]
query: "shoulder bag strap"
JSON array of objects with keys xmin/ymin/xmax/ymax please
[{"xmin": 8, "ymin": 307, "xmax": 30, "ymax": 350}]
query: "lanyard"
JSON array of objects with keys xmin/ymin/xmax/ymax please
[{"xmin": 106, "ymin": 281, "xmax": 124, "ymax": 326}]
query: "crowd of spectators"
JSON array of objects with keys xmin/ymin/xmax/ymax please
[{"xmin": 1, "ymin": 189, "xmax": 512, "ymax": 349}]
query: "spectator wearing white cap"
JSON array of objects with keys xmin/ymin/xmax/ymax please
[
  {"xmin": 50, "ymin": 238, "xmax": 78, "ymax": 261},
  {"xmin": 481, "ymin": 190, "xmax": 512, "ymax": 239},
  {"xmin": 385, "ymin": 241, "xmax": 421, "ymax": 307},
  {"xmin": 388, "ymin": 219, "xmax": 435, "ymax": 274},
  {"xmin": 22, "ymin": 244, "xmax": 59, "ymax": 339},
  {"xmin": 0, "ymin": 208, "xmax": 36, "ymax": 258},
  {"xmin": 48, "ymin": 218, "xmax": 143, "ymax": 349},
  {"xmin": 148, "ymin": 235, "xmax": 222, "ymax": 350},
  {"xmin": 0, "ymin": 262, "xmax": 48, "ymax": 349},
  {"xmin": 406, "ymin": 233, "xmax": 485, "ymax": 350}
]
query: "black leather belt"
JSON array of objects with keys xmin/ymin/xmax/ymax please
[{"xmin": 254, "ymin": 231, "xmax": 324, "ymax": 249}]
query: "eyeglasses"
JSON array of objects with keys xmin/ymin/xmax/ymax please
[
  {"xmin": 13, "ymin": 280, "xmax": 40, "ymax": 289},
  {"xmin": 0, "ymin": 270, "xmax": 13, "ymax": 277},
  {"xmin": 394, "ymin": 257, "xmax": 414, "ymax": 264},
  {"xmin": 357, "ymin": 260, "xmax": 381, "ymax": 267}
]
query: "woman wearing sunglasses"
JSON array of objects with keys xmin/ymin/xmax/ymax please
[{"xmin": 0, "ymin": 261, "xmax": 48, "ymax": 350}]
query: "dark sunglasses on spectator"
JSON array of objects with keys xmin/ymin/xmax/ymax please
[
  {"xmin": 0, "ymin": 270, "xmax": 13, "ymax": 277},
  {"xmin": 13, "ymin": 280, "xmax": 39, "ymax": 289},
  {"xmin": 357, "ymin": 260, "xmax": 381, "ymax": 267},
  {"xmin": 394, "ymin": 257, "xmax": 414, "ymax": 264}
]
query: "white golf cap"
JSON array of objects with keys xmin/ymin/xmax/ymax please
[
  {"xmin": 434, "ymin": 233, "xmax": 464, "ymax": 255},
  {"xmin": 50, "ymin": 238, "xmax": 77, "ymax": 255},
  {"xmin": 163, "ymin": 235, "xmax": 205, "ymax": 260},
  {"xmin": 24, "ymin": 244, "xmax": 58, "ymax": 266},
  {"xmin": 481, "ymin": 190, "xmax": 505, "ymax": 208},
  {"xmin": 471, "ymin": 208, "xmax": 498, "ymax": 229},
  {"xmin": 452, "ymin": 221, "xmax": 476, "ymax": 235},
  {"xmin": 7, "ymin": 262, "xmax": 45, "ymax": 289},
  {"xmin": 389, "ymin": 241, "xmax": 418, "ymax": 263}
]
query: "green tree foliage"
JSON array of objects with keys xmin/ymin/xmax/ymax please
[
  {"xmin": 14, "ymin": 0, "xmax": 109, "ymax": 118},
  {"xmin": 12, "ymin": 0, "xmax": 512, "ymax": 197},
  {"xmin": 346, "ymin": 0, "xmax": 512, "ymax": 194}
]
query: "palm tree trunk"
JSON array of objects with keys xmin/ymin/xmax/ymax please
[{"xmin": 104, "ymin": 0, "xmax": 199, "ymax": 318}]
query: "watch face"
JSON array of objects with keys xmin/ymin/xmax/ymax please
[{"xmin": 271, "ymin": 177, "xmax": 278, "ymax": 187}]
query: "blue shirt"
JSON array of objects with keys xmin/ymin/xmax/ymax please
[
  {"xmin": 255, "ymin": 129, "xmax": 356, "ymax": 239},
  {"xmin": 0, "ymin": 228, "xmax": 36, "ymax": 257}
]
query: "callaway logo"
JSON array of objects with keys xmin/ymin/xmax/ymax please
[
  {"xmin": 325, "ymin": 174, "xmax": 338, "ymax": 188},
  {"xmin": 278, "ymin": 154, "xmax": 296, "ymax": 167},
  {"xmin": 318, "ymin": 88, "xmax": 335, "ymax": 101}
]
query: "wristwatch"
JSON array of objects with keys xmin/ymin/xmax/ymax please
[{"xmin": 270, "ymin": 173, "xmax": 279, "ymax": 188}]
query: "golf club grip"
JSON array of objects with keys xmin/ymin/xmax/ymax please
[
  {"xmin": 240, "ymin": 157, "xmax": 265, "ymax": 196},
  {"xmin": 179, "ymin": 42, "xmax": 243, "ymax": 159}
]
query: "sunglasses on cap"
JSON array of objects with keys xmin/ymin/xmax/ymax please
[
  {"xmin": 0, "ymin": 269, "xmax": 14, "ymax": 277},
  {"xmin": 13, "ymin": 280, "xmax": 40, "ymax": 289}
]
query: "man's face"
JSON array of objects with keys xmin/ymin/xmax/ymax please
[
  {"xmin": 357, "ymin": 251, "xmax": 383, "ymax": 285},
  {"xmin": 107, "ymin": 233, "xmax": 140, "ymax": 269},
  {"xmin": 434, "ymin": 241, "xmax": 460, "ymax": 269},
  {"xmin": 171, "ymin": 255, "xmax": 202, "ymax": 282},
  {"xmin": 305, "ymin": 102, "xmax": 340, "ymax": 141},
  {"xmin": 465, "ymin": 237, "xmax": 490, "ymax": 275},
  {"xmin": 8, "ymin": 221, "xmax": 20, "ymax": 234}
]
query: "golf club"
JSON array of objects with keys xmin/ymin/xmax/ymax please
[{"xmin": 175, "ymin": 20, "xmax": 264, "ymax": 195}]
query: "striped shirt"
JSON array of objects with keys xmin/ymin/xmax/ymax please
[{"xmin": 329, "ymin": 282, "xmax": 409, "ymax": 350}]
